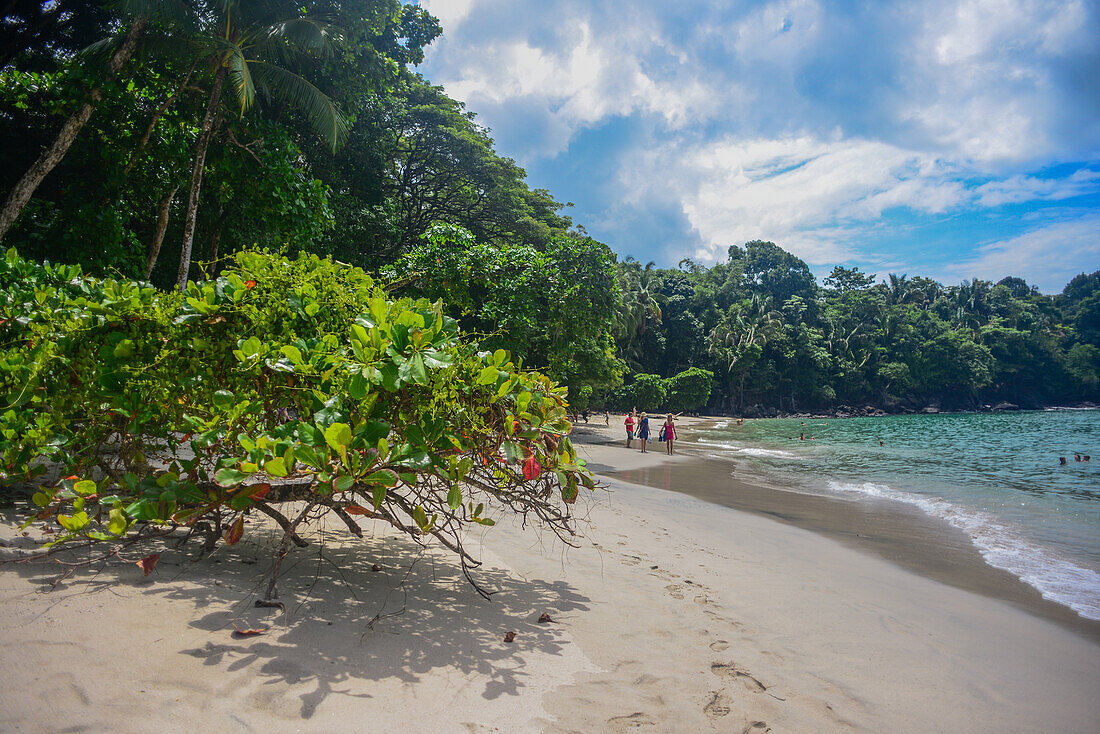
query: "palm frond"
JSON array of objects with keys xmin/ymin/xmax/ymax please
[
  {"xmin": 255, "ymin": 17, "xmax": 341, "ymax": 58},
  {"xmin": 248, "ymin": 60, "xmax": 349, "ymax": 151},
  {"xmin": 226, "ymin": 46, "xmax": 255, "ymax": 114}
]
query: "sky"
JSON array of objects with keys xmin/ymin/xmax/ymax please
[{"xmin": 418, "ymin": 0, "xmax": 1100, "ymax": 293}]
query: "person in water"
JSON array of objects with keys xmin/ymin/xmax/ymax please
[
  {"xmin": 662, "ymin": 414, "xmax": 678, "ymax": 455},
  {"xmin": 624, "ymin": 412, "xmax": 635, "ymax": 448},
  {"xmin": 1060, "ymin": 456, "xmax": 1068, "ymax": 465},
  {"xmin": 637, "ymin": 412, "xmax": 651, "ymax": 453}
]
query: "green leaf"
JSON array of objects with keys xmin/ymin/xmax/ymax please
[
  {"xmin": 73, "ymin": 479, "xmax": 96, "ymax": 495},
  {"xmin": 348, "ymin": 372, "xmax": 368, "ymax": 399},
  {"xmin": 214, "ymin": 468, "xmax": 250, "ymax": 487},
  {"xmin": 264, "ymin": 457, "xmax": 288, "ymax": 477},
  {"xmin": 364, "ymin": 469, "xmax": 398, "ymax": 487},
  {"xmin": 32, "ymin": 491, "xmax": 49, "ymax": 507},
  {"xmin": 113, "ymin": 339, "xmax": 135, "ymax": 359},
  {"xmin": 493, "ymin": 349, "xmax": 507, "ymax": 366},
  {"xmin": 324, "ymin": 422, "xmax": 353, "ymax": 452},
  {"xmin": 333, "ymin": 474, "xmax": 354, "ymax": 492},
  {"xmin": 447, "ymin": 485, "xmax": 461, "ymax": 510},
  {"xmin": 477, "ymin": 365, "xmax": 499, "ymax": 385},
  {"xmin": 407, "ymin": 352, "xmax": 428, "ymax": 384},
  {"xmin": 106, "ymin": 508, "xmax": 129, "ymax": 535},
  {"xmin": 212, "ymin": 390, "xmax": 235, "ymax": 409},
  {"xmin": 57, "ymin": 511, "xmax": 89, "ymax": 532},
  {"xmin": 371, "ymin": 484, "xmax": 387, "ymax": 510}
]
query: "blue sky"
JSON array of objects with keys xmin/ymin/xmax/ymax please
[{"xmin": 418, "ymin": 0, "xmax": 1100, "ymax": 293}]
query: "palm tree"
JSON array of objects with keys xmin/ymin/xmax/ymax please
[
  {"xmin": 614, "ymin": 259, "xmax": 664, "ymax": 367},
  {"xmin": 167, "ymin": 0, "xmax": 350, "ymax": 290},
  {"xmin": 707, "ymin": 294, "xmax": 782, "ymax": 409}
]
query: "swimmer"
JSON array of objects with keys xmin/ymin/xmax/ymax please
[{"xmin": 1060, "ymin": 456, "xmax": 1067, "ymax": 465}]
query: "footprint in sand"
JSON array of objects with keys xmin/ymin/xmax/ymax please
[
  {"xmin": 709, "ymin": 640, "xmax": 730, "ymax": 652},
  {"xmin": 741, "ymin": 722, "xmax": 770, "ymax": 734},
  {"xmin": 703, "ymin": 690, "xmax": 732, "ymax": 719},
  {"xmin": 711, "ymin": 662, "xmax": 768, "ymax": 693},
  {"xmin": 665, "ymin": 584, "xmax": 685, "ymax": 600},
  {"xmin": 607, "ymin": 712, "xmax": 655, "ymax": 731}
]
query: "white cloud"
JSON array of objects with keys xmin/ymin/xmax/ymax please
[
  {"xmin": 622, "ymin": 135, "xmax": 968, "ymax": 266},
  {"xmin": 942, "ymin": 215, "xmax": 1100, "ymax": 291},
  {"xmin": 420, "ymin": 0, "xmax": 480, "ymax": 33},
  {"xmin": 974, "ymin": 169, "xmax": 1100, "ymax": 207}
]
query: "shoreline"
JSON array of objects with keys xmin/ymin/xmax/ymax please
[
  {"xmin": 0, "ymin": 418, "xmax": 1097, "ymax": 731},
  {"xmin": 571, "ymin": 417, "xmax": 1100, "ymax": 641}
]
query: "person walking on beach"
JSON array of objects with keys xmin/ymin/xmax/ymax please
[
  {"xmin": 637, "ymin": 412, "xmax": 651, "ymax": 453},
  {"xmin": 604, "ymin": 410, "xmax": 610, "ymax": 426},
  {"xmin": 662, "ymin": 413, "xmax": 677, "ymax": 455},
  {"xmin": 624, "ymin": 412, "xmax": 635, "ymax": 448}
]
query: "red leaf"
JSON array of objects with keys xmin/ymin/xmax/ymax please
[
  {"xmin": 232, "ymin": 625, "xmax": 267, "ymax": 637},
  {"xmin": 224, "ymin": 515, "xmax": 245, "ymax": 546},
  {"xmin": 523, "ymin": 455, "xmax": 542, "ymax": 481},
  {"xmin": 136, "ymin": 553, "xmax": 160, "ymax": 576},
  {"xmin": 249, "ymin": 483, "xmax": 271, "ymax": 500},
  {"xmin": 344, "ymin": 505, "xmax": 374, "ymax": 516},
  {"xmin": 244, "ymin": 280, "xmax": 256, "ymax": 289}
]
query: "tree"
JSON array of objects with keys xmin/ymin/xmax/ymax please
[
  {"xmin": 0, "ymin": 11, "xmax": 147, "ymax": 240},
  {"xmin": 664, "ymin": 367, "xmax": 714, "ymax": 412},
  {"xmin": 388, "ymin": 224, "xmax": 622, "ymax": 393},
  {"xmin": 708, "ymin": 294, "xmax": 783, "ymax": 409},
  {"xmin": 823, "ymin": 265, "xmax": 875, "ymax": 292},
  {"xmin": 163, "ymin": 0, "xmax": 350, "ymax": 290},
  {"xmin": 0, "ymin": 247, "xmax": 594, "ymax": 599}
]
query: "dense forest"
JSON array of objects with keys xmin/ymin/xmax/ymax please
[{"xmin": 2, "ymin": 0, "xmax": 1098, "ymax": 416}]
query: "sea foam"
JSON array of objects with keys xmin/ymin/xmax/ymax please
[{"xmin": 826, "ymin": 480, "xmax": 1100, "ymax": 621}]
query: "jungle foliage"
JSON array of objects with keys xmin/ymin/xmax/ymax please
[{"xmin": 611, "ymin": 244, "xmax": 1100, "ymax": 413}]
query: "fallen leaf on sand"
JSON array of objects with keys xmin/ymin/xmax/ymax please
[
  {"xmin": 232, "ymin": 626, "xmax": 267, "ymax": 637},
  {"xmin": 503, "ymin": 631, "xmax": 515, "ymax": 643},
  {"xmin": 538, "ymin": 613, "xmax": 555, "ymax": 624},
  {"xmin": 136, "ymin": 553, "xmax": 159, "ymax": 576},
  {"xmin": 371, "ymin": 564, "xmax": 382, "ymax": 572}
]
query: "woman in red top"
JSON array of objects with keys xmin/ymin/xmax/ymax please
[{"xmin": 624, "ymin": 413, "xmax": 635, "ymax": 448}]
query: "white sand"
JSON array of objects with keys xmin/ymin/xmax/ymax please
[{"xmin": 1, "ymin": 428, "xmax": 1097, "ymax": 732}]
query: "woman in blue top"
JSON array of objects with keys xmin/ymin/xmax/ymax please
[{"xmin": 637, "ymin": 412, "xmax": 650, "ymax": 453}]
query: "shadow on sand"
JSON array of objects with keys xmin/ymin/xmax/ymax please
[{"xmin": 3, "ymin": 516, "xmax": 591, "ymax": 720}]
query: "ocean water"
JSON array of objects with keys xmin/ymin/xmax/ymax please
[{"xmin": 694, "ymin": 410, "xmax": 1100, "ymax": 621}]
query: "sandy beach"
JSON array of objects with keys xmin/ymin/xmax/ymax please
[{"xmin": 1, "ymin": 417, "xmax": 1098, "ymax": 732}]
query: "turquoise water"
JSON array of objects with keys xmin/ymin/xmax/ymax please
[{"xmin": 694, "ymin": 410, "xmax": 1100, "ymax": 620}]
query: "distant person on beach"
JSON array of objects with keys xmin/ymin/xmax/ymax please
[
  {"xmin": 624, "ymin": 413, "xmax": 635, "ymax": 448},
  {"xmin": 605, "ymin": 411, "xmax": 610, "ymax": 426},
  {"xmin": 662, "ymin": 414, "xmax": 677, "ymax": 455},
  {"xmin": 637, "ymin": 413, "xmax": 651, "ymax": 453},
  {"xmin": 736, "ymin": 418, "xmax": 744, "ymax": 426}
]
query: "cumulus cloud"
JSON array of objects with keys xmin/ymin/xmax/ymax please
[
  {"xmin": 942, "ymin": 215, "xmax": 1100, "ymax": 292},
  {"xmin": 619, "ymin": 134, "xmax": 972, "ymax": 266},
  {"xmin": 419, "ymin": 0, "xmax": 1100, "ymax": 277}
]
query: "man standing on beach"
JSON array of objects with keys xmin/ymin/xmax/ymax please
[{"xmin": 624, "ymin": 412, "xmax": 635, "ymax": 448}]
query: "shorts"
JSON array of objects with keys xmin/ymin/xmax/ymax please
[{"xmin": 626, "ymin": 430, "xmax": 634, "ymax": 439}]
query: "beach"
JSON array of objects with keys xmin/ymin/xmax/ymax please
[{"xmin": 1, "ymin": 417, "xmax": 1098, "ymax": 732}]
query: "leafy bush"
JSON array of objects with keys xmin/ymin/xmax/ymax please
[
  {"xmin": 608, "ymin": 373, "xmax": 666, "ymax": 412},
  {"xmin": 663, "ymin": 367, "xmax": 714, "ymax": 412},
  {"xmin": 0, "ymin": 248, "xmax": 593, "ymax": 598}
]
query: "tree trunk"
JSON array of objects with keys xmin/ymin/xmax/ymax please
[
  {"xmin": 0, "ymin": 17, "xmax": 146, "ymax": 241},
  {"xmin": 144, "ymin": 185, "xmax": 179, "ymax": 280},
  {"xmin": 176, "ymin": 65, "xmax": 226, "ymax": 292}
]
